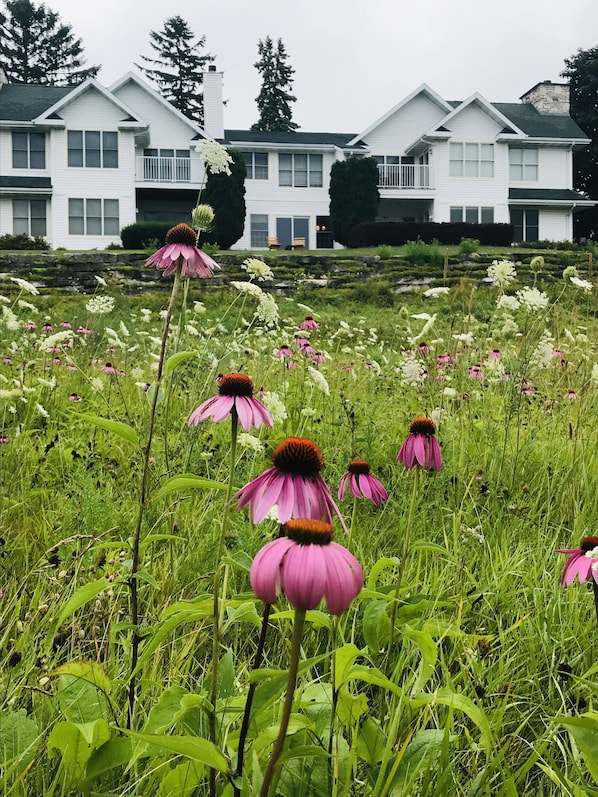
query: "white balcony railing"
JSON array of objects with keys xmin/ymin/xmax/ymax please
[
  {"xmin": 377, "ymin": 164, "xmax": 431, "ymax": 189},
  {"xmin": 137, "ymin": 156, "xmax": 191, "ymax": 182}
]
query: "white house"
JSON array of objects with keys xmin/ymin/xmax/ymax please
[{"xmin": 0, "ymin": 66, "xmax": 593, "ymax": 250}]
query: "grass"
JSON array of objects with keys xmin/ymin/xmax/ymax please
[{"xmin": 0, "ymin": 266, "xmax": 597, "ymax": 796}]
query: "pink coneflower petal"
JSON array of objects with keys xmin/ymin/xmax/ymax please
[
  {"xmin": 250, "ymin": 537, "xmax": 295, "ymax": 603},
  {"xmin": 338, "ymin": 473, "xmax": 349, "ymax": 502},
  {"xmin": 282, "ymin": 543, "xmax": 328, "ymax": 610},
  {"xmin": 324, "ymin": 544, "xmax": 364, "ymax": 614}
]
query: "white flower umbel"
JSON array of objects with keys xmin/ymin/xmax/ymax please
[
  {"xmin": 238, "ymin": 433, "xmax": 264, "ymax": 453},
  {"xmin": 10, "ymin": 277, "xmax": 39, "ymax": 295},
  {"xmin": 487, "ymin": 260, "xmax": 517, "ymax": 288},
  {"xmin": 530, "ymin": 330, "xmax": 555, "ymax": 369},
  {"xmin": 231, "ymin": 281, "xmax": 263, "ymax": 298},
  {"xmin": 423, "ymin": 286, "xmax": 450, "ymax": 298},
  {"xmin": 35, "ymin": 402, "xmax": 50, "ymax": 419},
  {"xmin": 496, "ymin": 294, "xmax": 520, "ymax": 312},
  {"xmin": 516, "ymin": 286, "xmax": 549, "ymax": 312},
  {"xmin": 307, "ymin": 366, "xmax": 330, "ymax": 395},
  {"xmin": 261, "ymin": 391, "xmax": 288, "ymax": 423},
  {"xmin": 38, "ymin": 330, "xmax": 73, "ymax": 352},
  {"xmin": 195, "ymin": 140, "xmax": 233, "ymax": 175},
  {"xmin": 591, "ymin": 363, "xmax": 598, "ymax": 387},
  {"xmin": 255, "ymin": 293, "xmax": 279, "ymax": 326},
  {"xmin": 570, "ymin": 276, "xmax": 593, "ymax": 292},
  {"xmin": 86, "ymin": 295, "xmax": 115, "ymax": 315},
  {"xmin": 400, "ymin": 355, "xmax": 426, "ymax": 386},
  {"xmin": 2, "ymin": 306, "xmax": 20, "ymax": 331},
  {"xmin": 241, "ymin": 258, "xmax": 274, "ymax": 282}
]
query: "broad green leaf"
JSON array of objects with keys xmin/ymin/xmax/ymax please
[
  {"xmin": 333, "ymin": 643, "xmax": 362, "ymax": 690},
  {"xmin": 53, "ymin": 660, "xmax": 112, "ymax": 698},
  {"xmin": 144, "ymin": 686, "xmax": 189, "ymax": 735},
  {"xmin": 363, "ymin": 600, "xmax": 391, "ymax": 653},
  {"xmin": 346, "ymin": 665, "xmax": 403, "ymax": 698},
  {"xmin": 159, "ymin": 759, "xmax": 204, "ymax": 797},
  {"xmin": 356, "ymin": 717, "xmax": 386, "ymax": 765},
  {"xmin": 410, "ymin": 688, "xmax": 493, "ymax": 751},
  {"xmin": 84, "ymin": 737, "xmax": 132, "ymax": 783},
  {"xmin": 164, "ymin": 350, "xmax": 198, "ymax": 375},
  {"xmin": 46, "ymin": 577, "xmax": 111, "ymax": 650},
  {"xmin": 391, "ymin": 729, "xmax": 446, "ymax": 791},
  {"xmin": 557, "ymin": 713, "xmax": 598, "ymax": 784},
  {"xmin": 253, "ymin": 714, "xmax": 312, "ymax": 754},
  {"xmin": 403, "ymin": 627, "xmax": 438, "ymax": 694},
  {"xmin": 223, "ymin": 602, "xmax": 262, "ymax": 631},
  {"xmin": 146, "ymin": 382, "xmax": 165, "ymax": 407},
  {"xmin": 155, "ymin": 474, "xmax": 228, "ymax": 498},
  {"xmin": 336, "ymin": 686, "xmax": 368, "ymax": 727},
  {"xmin": 119, "ymin": 730, "xmax": 228, "ymax": 772},
  {"xmin": 0, "ymin": 710, "xmax": 39, "ymax": 775},
  {"xmin": 367, "ymin": 557, "xmax": 400, "ymax": 591},
  {"xmin": 75, "ymin": 413, "xmax": 139, "ymax": 445},
  {"xmin": 48, "ymin": 719, "xmax": 109, "ymax": 787},
  {"xmin": 57, "ymin": 671, "xmax": 109, "ymax": 724},
  {"xmin": 131, "ymin": 570, "xmax": 159, "ymax": 588}
]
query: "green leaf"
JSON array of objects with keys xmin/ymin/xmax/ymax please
[
  {"xmin": 48, "ymin": 719, "xmax": 110, "ymax": 787},
  {"xmin": 333, "ymin": 643, "xmax": 362, "ymax": 691},
  {"xmin": 356, "ymin": 717, "xmax": 387, "ymax": 765},
  {"xmin": 144, "ymin": 686, "xmax": 189, "ymax": 735},
  {"xmin": 159, "ymin": 759, "xmax": 204, "ymax": 797},
  {"xmin": 53, "ymin": 660, "xmax": 112, "ymax": 698},
  {"xmin": 367, "ymin": 557, "xmax": 400, "ymax": 591},
  {"xmin": 132, "ymin": 570, "xmax": 159, "ymax": 589},
  {"xmin": 46, "ymin": 577, "xmax": 112, "ymax": 650},
  {"xmin": 155, "ymin": 474, "xmax": 228, "ymax": 498},
  {"xmin": 75, "ymin": 413, "xmax": 139, "ymax": 445},
  {"xmin": 84, "ymin": 737, "xmax": 132, "ymax": 783},
  {"xmin": 119, "ymin": 730, "xmax": 228, "ymax": 772},
  {"xmin": 403, "ymin": 627, "xmax": 438, "ymax": 694},
  {"xmin": 410, "ymin": 688, "xmax": 493, "ymax": 751},
  {"xmin": 345, "ymin": 664, "xmax": 404, "ymax": 699},
  {"xmin": 392, "ymin": 729, "xmax": 447, "ymax": 791},
  {"xmin": 557, "ymin": 713, "xmax": 598, "ymax": 784},
  {"xmin": 0, "ymin": 710, "xmax": 39, "ymax": 775},
  {"xmin": 56, "ymin": 671, "xmax": 109, "ymax": 725},
  {"xmin": 164, "ymin": 350, "xmax": 198, "ymax": 375},
  {"xmin": 146, "ymin": 382, "xmax": 165, "ymax": 407},
  {"xmin": 363, "ymin": 600, "xmax": 391, "ymax": 653}
]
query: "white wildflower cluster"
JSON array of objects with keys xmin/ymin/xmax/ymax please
[
  {"xmin": 0, "ymin": 388, "xmax": 24, "ymax": 400},
  {"xmin": 487, "ymin": 260, "xmax": 517, "ymax": 288},
  {"xmin": 500, "ymin": 316, "xmax": 519, "ymax": 338},
  {"xmin": 18, "ymin": 300, "xmax": 37, "ymax": 312},
  {"xmin": 570, "ymin": 276, "xmax": 593, "ymax": 292},
  {"xmin": 35, "ymin": 402, "xmax": 50, "ymax": 419},
  {"xmin": 105, "ymin": 327, "xmax": 125, "ymax": 349},
  {"xmin": 241, "ymin": 258, "xmax": 274, "ymax": 282},
  {"xmin": 591, "ymin": 363, "xmax": 598, "ymax": 387},
  {"xmin": 238, "ymin": 433, "xmax": 264, "ymax": 453},
  {"xmin": 423, "ymin": 286, "xmax": 450, "ymax": 298},
  {"xmin": 10, "ymin": 277, "xmax": 39, "ymax": 295},
  {"xmin": 255, "ymin": 293, "xmax": 279, "ymax": 326},
  {"xmin": 307, "ymin": 366, "xmax": 330, "ymax": 395},
  {"xmin": 94, "ymin": 275, "xmax": 108, "ymax": 288},
  {"xmin": 231, "ymin": 281, "xmax": 263, "ymax": 298},
  {"xmin": 529, "ymin": 330, "xmax": 555, "ymax": 369},
  {"xmin": 516, "ymin": 286, "xmax": 549, "ymax": 312},
  {"xmin": 195, "ymin": 141, "xmax": 233, "ymax": 175},
  {"xmin": 86, "ymin": 295, "xmax": 115, "ymax": 315},
  {"xmin": 452, "ymin": 332, "xmax": 474, "ymax": 345},
  {"xmin": 2, "ymin": 306, "xmax": 20, "ymax": 331},
  {"xmin": 261, "ymin": 391, "xmax": 288, "ymax": 423},
  {"xmin": 38, "ymin": 329, "xmax": 73, "ymax": 352},
  {"xmin": 483, "ymin": 356, "xmax": 506, "ymax": 382},
  {"xmin": 400, "ymin": 355, "xmax": 426, "ymax": 386},
  {"xmin": 140, "ymin": 308, "xmax": 152, "ymax": 323},
  {"xmin": 193, "ymin": 301, "xmax": 206, "ymax": 314},
  {"xmin": 496, "ymin": 294, "xmax": 520, "ymax": 312}
]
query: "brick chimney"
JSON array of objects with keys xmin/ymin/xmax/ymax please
[
  {"xmin": 203, "ymin": 65, "xmax": 224, "ymax": 139},
  {"xmin": 520, "ymin": 81, "xmax": 570, "ymax": 114}
]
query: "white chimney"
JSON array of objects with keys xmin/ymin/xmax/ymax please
[{"xmin": 203, "ymin": 66, "xmax": 224, "ymax": 139}]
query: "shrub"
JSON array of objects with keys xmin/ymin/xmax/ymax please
[
  {"xmin": 459, "ymin": 237, "xmax": 480, "ymax": 256},
  {"xmin": 403, "ymin": 238, "xmax": 443, "ymax": 266},
  {"xmin": 120, "ymin": 222, "xmax": 172, "ymax": 249},
  {"xmin": 201, "ymin": 148, "xmax": 246, "ymax": 250},
  {"xmin": 376, "ymin": 245, "xmax": 394, "ymax": 260},
  {"xmin": 329, "ymin": 156, "xmax": 380, "ymax": 246},
  {"xmin": 350, "ymin": 280, "xmax": 395, "ymax": 306},
  {"xmin": 0, "ymin": 233, "xmax": 49, "ymax": 251}
]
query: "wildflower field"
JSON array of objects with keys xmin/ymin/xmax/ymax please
[{"xmin": 1, "ymin": 254, "xmax": 597, "ymax": 797}]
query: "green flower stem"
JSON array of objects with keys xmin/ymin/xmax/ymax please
[
  {"xmin": 348, "ymin": 496, "xmax": 359, "ymax": 550},
  {"xmin": 209, "ymin": 408, "xmax": 239, "ymax": 797},
  {"xmin": 389, "ymin": 467, "xmax": 420, "ymax": 649},
  {"xmin": 260, "ymin": 608, "xmax": 307, "ymax": 797},
  {"xmin": 128, "ymin": 269, "xmax": 181, "ymax": 729},
  {"xmin": 593, "ymin": 581, "xmax": 598, "ymax": 628},
  {"xmin": 328, "ymin": 615, "xmax": 340, "ymax": 796},
  {"xmin": 233, "ymin": 602, "xmax": 272, "ymax": 796}
]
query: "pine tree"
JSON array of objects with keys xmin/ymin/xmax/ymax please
[
  {"xmin": 136, "ymin": 16, "xmax": 214, "ymax": 125},
  {"xmin": 251, "ymin": 37, "xmax": 298, "ymax": 132},
  {"xmin": 0, "ymin": 0, "xmax": 99, "ymax": 84},
  {"xmin": 562, "ymin": 46, "xmax": 598, "ymax": 238}
]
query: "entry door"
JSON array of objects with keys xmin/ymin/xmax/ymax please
[{"xmin": 276, "ymin": 217, "xmax": 309, "ymax": 249}]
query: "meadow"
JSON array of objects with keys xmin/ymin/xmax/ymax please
[{"xmin": 0, "ymin": 257, "xmax": 597, "ymax": 796}]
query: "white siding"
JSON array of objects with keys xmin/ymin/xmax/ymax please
[
  {"xmin": 362, "ymin": 94, "xmax": 447, "ymax": 154},
  {"xmin": 539, "ymin": 208, "xmax": 572, "ymax": 241}
]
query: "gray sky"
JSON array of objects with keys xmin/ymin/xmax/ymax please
[{"xmin": 42, "ymin": 0, "xmax": 598, "ymax": 132}]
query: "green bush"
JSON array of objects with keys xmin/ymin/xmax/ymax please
[
  {"xmin": 376, "ymin": 245, "xmax": 394, "ymax": 260},
  {"xmin": 201, "ymin": 148, "xmax": 246, "ymax": 250},
  {"xmin": 0, "ymin": 233, "xmax": 49, "ymax": 251},
  {"xmin": 458, "ymin": 237, "xmax": 480, "ymax": 256},
  {"xmin": 403, "ymin": 237, "xmax": 442, "ymax": 266},
  {"xmin": 120, "ymin": 222, "xmax": 172, "ymax": 249}
]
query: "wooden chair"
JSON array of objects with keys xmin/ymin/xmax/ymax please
[
  {"xmin": 267, "ymin": 236, "xmax": 281, "ymax": 250},
  {"xmin": 292, "ymin": 237, "xmax": 306, "ymax": 250}
]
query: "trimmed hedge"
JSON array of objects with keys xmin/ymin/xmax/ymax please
[
  {"xmin": 0, "ymin": 233, "xmax": 49, "ymax": 251},
  {"xmin": 347, "ymin": 221, "xmax": 514, "ymax": 247},
  {"xmin": 120, "ymin": 222, "xmax": 173, "ymax": 249}
]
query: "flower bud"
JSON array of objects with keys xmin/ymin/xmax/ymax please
[{"xmin": 191, "ymin": 204, "xmax": 215, "ymax": 231}]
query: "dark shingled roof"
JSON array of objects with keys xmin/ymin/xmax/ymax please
[
  {"xmin": 223, "ymin": 129, "xmax": 365, "ymax": 148},
  {"xmin": 0, "ymin": 176, "xmax": 52, "ymax": 188},
  {"xmin": 493, "ymin": 103, "xmax": 589, "ymax": 139},
  {"xmin": 0, "ymin": 84, "xmax": 74, "ymax": 121},
  {"xmin": 509, "ymin": 188, "xmax": 590, "ymax": 202}
]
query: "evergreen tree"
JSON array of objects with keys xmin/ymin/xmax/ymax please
[
  {"xmin": 136, "ymin": 16, "xmax": 214, "ymax": 125},
  {"xmin": 251, "ymin": 37, "xmax": 298, "ymax": 131},
  {"xmin": 0, "ymin": 0, "xmax": 99, "ymax": 84},
  {"xmin": 562, "ymin": 46, "xmax": 598, "ymax": 238},
  {"xmin": 201, "ymin": 148, "xmax": 246, "ymax": 250},
  {"xmin": 329, "ymin": 157, "xmax": 380, "ymax": 246}
]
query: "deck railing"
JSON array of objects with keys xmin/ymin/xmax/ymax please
[
  {"xmin": 377, "ymin": 163, "xmax": 431, "ymax": 189},
  {"xmin": 137, "ymin": 156, "xmax": 191, "ymax": 182}
]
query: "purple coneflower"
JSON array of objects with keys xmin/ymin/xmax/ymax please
[
  {"xmin": 250, "ymin": 519, "xmax": 363, "ymax": 614},
  {"xmin": 397, "ymin": 417, "xmax": 442, "ymax": 470},
  {"xmin": 188, "ymin": 373, "xmax": 273, "ymax": 432},
  {"xmin": 295, "ymin": 336, "xmax": 309, "ymax": 349},
  {"xmin": 338, "ymin": 460, "xmax": 388, "ymax": 506},
  {"xmin": 25, "ymin": 322, "xmax": 36, "ymax": 330},
  {"xmin": 68, "ymin": 393, "xmax": 82, "ymax": 402},
  {"xmin": 416, "ymin": 341, "xmax": 430, "ymax": 355},
  {"xmin": 42, "ymin": 324, "xmax": 54, "ymax": 332},
  {"xmin": 310, "ymin": 352, "xmax": 325, "ymax": 364},
  {"xmin": 437, "ymin": 352, "xmax": 453, "ymax": 366},
  {"xmin": 102, "ymin": 362, "xmax": 117, "ymax": 375},
  {"xmin": 565, "ymin": 390, "xmax": 579, "ymax": 400},
  {"xmin": 77, "ymin": 327, "xmax": 94, "ymax": 335},
  {"xmin": 300, "ymin": 315, "xmax": 318, "ymax": 331},
  {"xmin": 145, "ymin": 223, "xmax": 218, "ymax": 278},
  {"xmin": 60, "ymin": 321, "xmax": 72, "ymax": 329},
  {"xmin": 234, "ymin": 437, "xmax": 347, "ymax": 529},
  {"xmin": 489, "ymin": 349, "xmax": 502, "ymax": 359},
  {"xmin": 558, "ymin": 537, "xmax": 598, "ymax": 586},
  {"xmin": 275, "ymin": 345, "xmax": 293, "ymax": 358}
]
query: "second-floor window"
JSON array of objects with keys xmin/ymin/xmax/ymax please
[
  {"xmin": 242, "ymin": 152, "xmax": 268, "ymax": 179},
  {"xmin": 449, "ymin": 143, "xmax": 494, "ymax": 178},
  {"xmin": 12, "ymin": 132, "xmax": 45, "ymax": 169},
  {"xmin": 509, "ymin": 148, "xmax": 538, "ymax": 181},
  {"xmin": 279, "ymin": 153, "xmax": 323, "ymax": 187},
  {"xmin": 68, "ymin": 131, "xmax": 118, "ymax": 168}
]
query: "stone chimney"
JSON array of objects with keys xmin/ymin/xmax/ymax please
[
  {"xmin": 203, "ymin": 65, "xmax": 224, "ymax": 139},
  {"xmin": 520, "ymin": 81, "xmax": 570, "ymax": 114}
]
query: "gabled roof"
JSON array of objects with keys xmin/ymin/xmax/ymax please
[
  {"xmin": 347, "ymin": 84, "xmax": 453, "ymax": 146},
  {"xmin": 33, "ymin": 79, "xmax": 146, "ymax": 128},
  {"xmin": 224, "ymin": 129, "xmax": 364, "ymax": 149},
  {"xmin": 430, "ymin": 93, "xmax": 524, "ymax": 136},
  {"xmin": 0, "ymin": 84, "xmax": 73, "ymax": 121}
]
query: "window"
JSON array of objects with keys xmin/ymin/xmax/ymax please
[
  {"xmin": 279, "ymin": 153, "xmax": 323, "ymax": 187},
  {"xmin": 511, "ymin": 208, "xmax": 539, "ymax": 242},
  {"xmin": 450, "ymin": 206, "xmax": 494, "ymax": 223},
  {"xmin": 68, "ymin": 198, "xmax": 119, "ymax": 235},
  {"xmin": 449, "ymin": 142, "xmax": 494, "ymax": 178},
  {"xmin": 250, "ymin": 214, "xmax": 269, "ymax": 248},
  {"xmin": 509, "ymin": 148, "xmax": 538, "ymax": 181},
  {"xmin": 13, "ymin": 200, "xmax": 46, "ymax": 236},
  {"xmin": 242, "ymin": 152, "xmax": 268, "ymax": 180},
  {"xmin": 68, "ymin": 131, "xmax": 118, "ymax": 168},
  {"xmin": 12, "ymin": 132, "xmax": 46, "ymax": 169}
]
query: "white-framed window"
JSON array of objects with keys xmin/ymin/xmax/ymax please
[
  {"xmin": 449, "ymin": 143, "xmax": 494, "ymax": 178},
  {"xmin": 279, "ymin": 153, "xmax": 323, "ymax": 187},
  {"xmin": 68, "ymin": 198, "xmax": 119, "ymax": 235},
  {"xmin": 450, "ymin": 206, "xmax": 494, "ymax": 224},
  {"xmin": 67, "ymin": 131, "xmax": 118, "ymax": 168},
  {"xmin": 242, "ymin": 152, "xmax": 268, "ymax": 180},
  {"xmin": 12, "ymin": 132, "xmax": 46, "ymax": 169},
  {"xmin": 13, "ymin": 199, "xmax": 47, "ymax": 236},
  {"xmin": 509, "ymin": 148, "xmax": 538, "ymax": 181},
  {"xmin": 250, "ymin": 214, "xmax": 269, "ymax": 248}
]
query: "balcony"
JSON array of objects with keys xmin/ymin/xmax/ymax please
[
  {"xmin": 377, "ymin": 164, "xmax": 432, "ymax": 190},
  {"xmin": 136, "ymin": 156, "xmax": 191, "ymax": 183}
]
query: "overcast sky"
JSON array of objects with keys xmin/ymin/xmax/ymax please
[{"xmin": 42, "ymin": 0, "xmax": 598, "ymax": 133}]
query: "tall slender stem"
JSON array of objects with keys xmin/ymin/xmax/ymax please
[
  {"xmin": 388, "ymin": 467, "xmax": 420, "ymax": 649},
  {"xmin": 593, "ymin": 582, "xmax": 598, "ymax": 628},
  {"xmin": 347, "ymin": 496, "xmax": 359, "ymax": 550},
  {"xmin": 128, "ymin": 269, "xmax": 181, "ymax": 728},
  {"xmin": 260, "ymin": 608, "xmax": 306, "ymax": 797}
]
